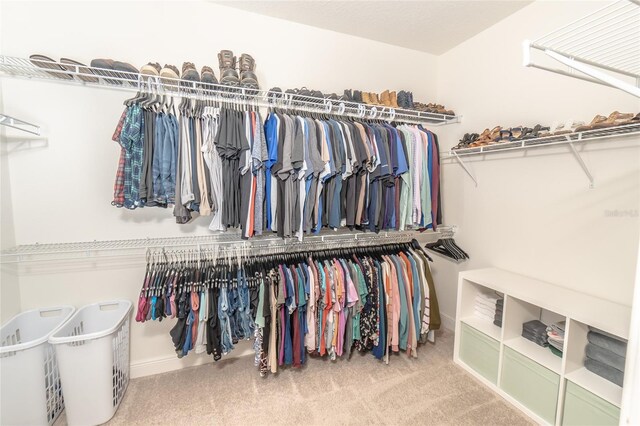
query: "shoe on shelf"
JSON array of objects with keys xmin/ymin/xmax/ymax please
[
  {"xmin": 201, "ymin": 65, "xmax": 218, "ymax": 87},
  {"xmin": 592, "ymin": 111, "xmax": 635, "ymax": 129},
  {"xmin": 60, "ymin": 57, "xmax": 98, "ymax": 83},
  {"xmin": 390, "ymin": 91, "xmax": 399, "ymax": 108},
  {"xmin": 181, "ymin": 62, "xmax": 200, "ymax": 89},
  {"xmin": 362, "ymin": 92, "xmax": 371, "ymax": 104},
  {"xmin": 554, "ymin": 119, "xmax": 585, "ymax": 135},
  {"xmin": 218, "ymin": 49, "xmax": 236, "ymax": 71},
  {"xmin": 160, "ymin": 64, "xmax": 180, "ymax": 86},
  {"xmin": 343, "ymin": 89, "xmax": 353, "ymax": 102},
  {"xmin": 352, "ymin": 90, "xmax": 362, "ymax": 103},
  {"xmin": 380, "ymin": 90, "xmax": 391, "ymax": 107},
  {"xmin": 370, "ymin": 92, "xmax": 381, "ymax": 105},
  {"xmin": 141, "ymin": 62, "xmax": 161, "ymax": 76},
  {"xmin": 238, "ymin": 53, "xmax": 255, "ymax": 72},
  {"xmin": 112, "ymin": 61, "xmax": 138, "ymax": 82}
]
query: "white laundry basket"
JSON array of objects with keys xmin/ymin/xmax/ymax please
[
  {"xmin": 0, "ymin": 305, "xmax": 75, "ymax": 426},
  {"xmin": 49, "ymin": 300, "xmax": 132, "ymax": 426}
]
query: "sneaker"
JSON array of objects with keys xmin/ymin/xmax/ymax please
[
  {"xmin": 181, "ymin": 62, "xmax": 199, "ymax": 83},
  {"xmin": 141, "ymin": 62, "xmax": 161, "ymax": 76},
  {"xmin": 201, "ymin": 66, "xmax": 218, "ymax": 86}
]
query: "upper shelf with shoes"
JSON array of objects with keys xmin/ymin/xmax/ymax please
[
  {"xmin": 0, "ymin": 54, "xmax": 462, "ymax": 126},
  {"xmin": 447, "ymin": 111, "xmax": 640, "ymax": 157}
]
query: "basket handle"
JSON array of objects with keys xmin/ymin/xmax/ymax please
[
  {"xmin": 99, "ymin": 302, "xmax": 120, "ymax": 311},
  {"xmin": 38, "ymin": 308, "xmax": 64, "ymax": 317}
]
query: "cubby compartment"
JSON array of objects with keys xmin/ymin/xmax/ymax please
[
  {"xmin": 459, "ymin": 322, "xmax": 500, "ymax": 384},
  {"xmin": 563, "ymin": 319, "xmax": 625, "ymax": 408},
  {"xmin": 458, "ymin": 278, "xmax": 503, "ymax": 341},
  {"xmin": 502, "ymin": 296, "xmax": 565, "ymax": 374},
  {"xmin": 501, "ymin": 347, "xmax": 560, "ymax": 424},
  {"xmin": 562, "ymin": 381, "xmax": 620, "ymax": 426}
]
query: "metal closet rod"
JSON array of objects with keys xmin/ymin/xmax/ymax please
[
  {"xmin": 147, "ymin": 233, "xmax": 423, "ymax": 261},
  {"xmin": 1, "ymin": 228, "xmax": 453, "ymax": 264}
]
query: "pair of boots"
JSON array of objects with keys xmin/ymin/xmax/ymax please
[
  {"xmin": 218, "ymin": 50, "xmax": 259, "ymax": 89},
  {"xmin": 344, "ymin": 89, "xmax": 399, "ymax": 108}
]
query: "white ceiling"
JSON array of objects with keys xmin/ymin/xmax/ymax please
[{"xmin": 214, "ymin": 0, "xmax": 533, "ymax": 55}]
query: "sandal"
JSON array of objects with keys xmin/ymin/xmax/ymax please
[
  {"xmin": 554, "ymin": 119, "xmax": 585, "ymax": 135},
  {"xmin": 511, "ymin": 126, "xmax": 524, "ymax": 140},
  {"xmin": 60, "ymin": 58, "xmax": 98, "ymax": 83},
  {"xmin": 30, "ymin": 54, "xmax": 73, "ymax": 80},
  {"xmin": 592, "ymin": 111, "xmax": 635, "ymax": 129},
  {"xmin": 521, "ymin": 124, "xmax": 550, "ymax": 139},
  {"xmin": 90, "ymin": 58, "xmax": 121, "ymax": 85},
  {"xmin": 575, "ymin": 115, "xmax": 608, "ymax": 132}
]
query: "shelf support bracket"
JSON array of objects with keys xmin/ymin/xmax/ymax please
[
  {"xmin": 452, "ymin": 151, "xmax": 477, "ymax": 187},
  {"xmin": 566, "ymin": 135, "xmax": 594, "ymax": 189}
]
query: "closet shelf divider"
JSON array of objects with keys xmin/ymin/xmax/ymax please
[{"xmin": 0, "ymin": 55, "xmax": 461, "ymax": 126}]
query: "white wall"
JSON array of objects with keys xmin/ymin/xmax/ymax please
[
  {"xmin": 0, "ymin": 0, "xmax": 438, "ymax": 375},
  {"xmin": 434, "ymin": 0, "xmax": 640, "ymax": 324}
]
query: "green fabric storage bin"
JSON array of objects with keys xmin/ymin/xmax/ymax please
[
  {"xmin": 501, "ymin": 346, "xmax": 559, "ymax": 424},
  {"xmin": 562, "ymin": 381, "xmax": 620, "ymax": 426},
  {"xmin": 459, "ymin": 322, "xmax": 500, "ymax": 384}
]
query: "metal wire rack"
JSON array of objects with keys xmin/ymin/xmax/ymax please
[
  {"xmin": 0, "ymin": 227, "xmax": 454, "ymax": 264},
  {"xmin": 0, "ymin": 55, "xmax": 461, "ymax": 126},
  {"xmin": 442, "ymin": 122, "xmax": 640, "ymax": 188},
  {"xmin": 523, "ymin": 0, "xmax": 640, "ymax": 97}
]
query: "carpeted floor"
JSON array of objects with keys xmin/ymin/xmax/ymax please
[{"xmin": 55, "ymin": 329, "xmax": 534, "ymax": 425}]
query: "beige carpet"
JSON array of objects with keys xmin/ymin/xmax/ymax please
[{"xmin": 55, "ymin": 329, "xmax": 533, "ymax": 425}]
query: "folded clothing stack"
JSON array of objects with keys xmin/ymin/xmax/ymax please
[
  {"xmin": 474, "ymin": 292, "xmax": 500, "ymax": 323},
  {"xmin": 585, "ymin": 327, "xmax": 627, "ymax": 387},
  {"xmin": 494, "ymin": 298, "xmax": 504, "ymax": 328},
  {"xmin": 522, "ymin": 320, "xmax": 549, "ymax": 347},
  {"xmin": 546, "ymin": 321, "xmax": 565, "ymax": 357}
]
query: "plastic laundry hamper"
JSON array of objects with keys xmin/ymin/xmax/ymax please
[
  {"xmin": 0, "ymin": 305, "xmax": 76, "ymax": 426},
  {"xmin": 49, "ymin": 300, "xmax": 132, "ymax": 426}
]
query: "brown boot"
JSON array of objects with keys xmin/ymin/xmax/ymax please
[
  {"xmin": 380, "ymin": 90, "xmax": 391, "ymax": 106},
  {"xmin": 370, "ymin": 92, "xmax": 380, "ymax": 105},
  {"xmin": 390, "ymin": 91, "xmax": 399, "ymax": 108},
  {"xmin": 362, "ymin": 92, "xmax": 371, "ymax": 104}
]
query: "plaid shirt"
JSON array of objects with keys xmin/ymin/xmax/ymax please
[
  {"xmin": 120, "ymin": 105, "xmax": 144, "ymax": 209},
  {"xmin": 112, "ymin": 148, "xmax": 126, "ymax": 207},
  {"xmin": 112, "ymin": 108, "xmax": 127, "ymax": 143}
]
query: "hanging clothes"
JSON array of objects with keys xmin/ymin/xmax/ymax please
[
  {"xmin": 112, "ymin": 98, "xmax": 442, "ymax": 237},
  {"xmin": 137, "ymin": 240, "xmax": 440, "ymax": 375}
]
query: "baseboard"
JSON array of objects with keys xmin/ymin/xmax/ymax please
[
  {"xmin": 130, "ymin": 347, "xmax": 255, "ymax": 379},
  {"xmin": 440, "ymin": 312, "xmax": 455, "ymax": 332}
]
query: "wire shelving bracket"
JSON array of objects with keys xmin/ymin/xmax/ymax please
[
  {"xmin": 523, "ymin": 0, "xmax": 640, "ymax": 98},
  {"xmin": 0, "ymin": 55, "xmax": 461, "ymax": 126},
  {"xmin": 0, "ymin": 114, "xmax": 40, "ymax": 135}
]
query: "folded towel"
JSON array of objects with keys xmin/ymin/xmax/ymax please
[
  {"xmin": 586, "ymin": 343, "xmax": 625, "ymax": 372},
  {"xmin": 475, "ymin": 298, "xmax": 498, "ymax": 311},
  {"xmin": 589, "ymin": 326, "xmax": 626, "ymax": 343},
  {"xmin": 588, "ymin": 331, "xmax": 627, "ymax": 358},
  {"xmin": 549, "ymin": 345, "xmax": 563, "ymax": 357},
  {"xmin": 585, "ymin": 358, "xmax": 624, "ymax": 387},
  {"xmin": 473, "ymin": 311, "xmax": 494, "ymax": 322},
  {"xmin": 547, "ymin": 321, "xmax": 565, "ymax": 337},
  {"xmin": 548, "ymin": 339, "xmax": 563, "ymax": 351},
  {"xmin": 522, "ymin": 333, "xmax": 549, "ymax": 347},
  {"xmin": 477, "ymin": 292, "xmax": 500, "ymax": 303},
  {"xmin": 523, "ymin": 320, "xmax": 548, "ymax": 335},
  {"xmin": 474, "ymin": 305, "xmax": 495, "ymax": 317}
]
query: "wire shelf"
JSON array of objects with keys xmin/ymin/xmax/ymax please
[
  {"xmin": 443, "ymin": 122, "xmax": 640, "ymax": 158},
  {"xmin": 0, "ymin": 55, "xmax": 461, "ymax": 126},
  {"xmin": 0, "ymin": 228, "xmax": 452, "ymax": 264},
  {"xmin": 524, "ymin": 0, "xmax": 640, "ymax": 97}
]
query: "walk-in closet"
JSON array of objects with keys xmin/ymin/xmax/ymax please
[{"xmin": 1, "ymin": 1, "xmax": 639, "ymax": 425}]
